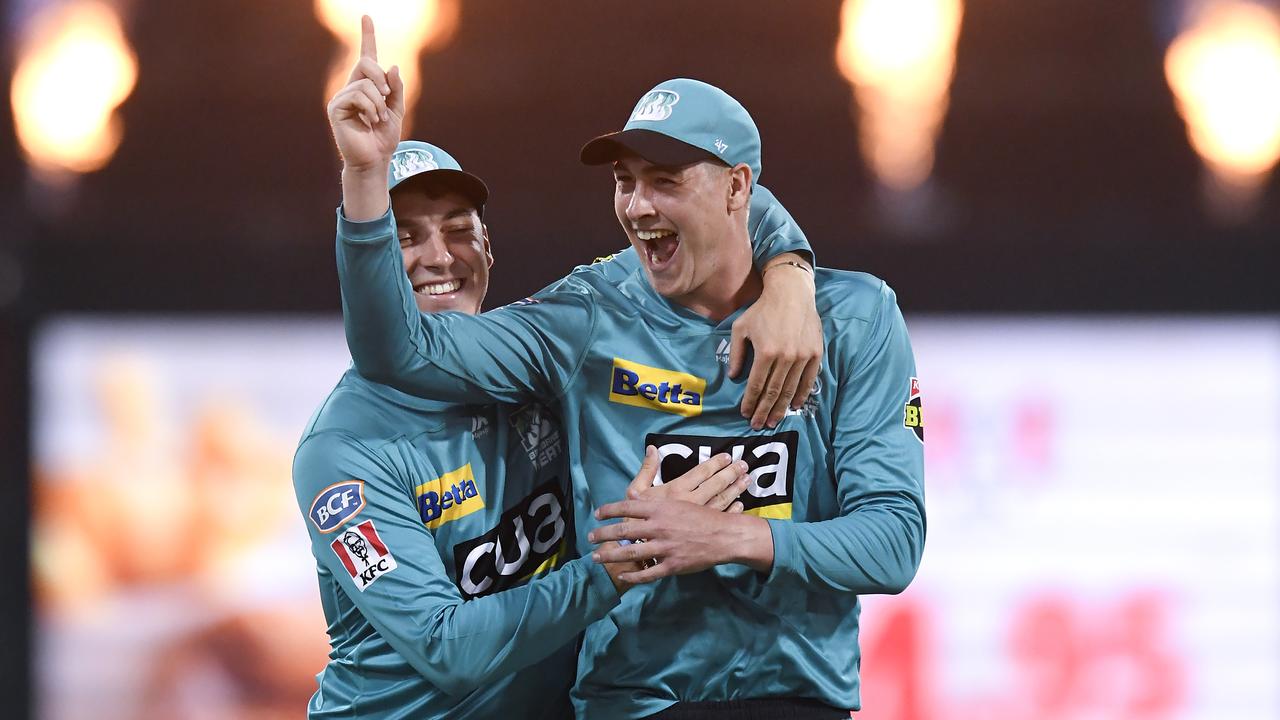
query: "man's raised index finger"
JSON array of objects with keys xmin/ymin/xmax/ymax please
[{"xmin": 360, "ymin": 15, "xmax": 377, "ymax": 61}]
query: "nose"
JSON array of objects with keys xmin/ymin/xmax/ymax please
[
  {"xmin": 625, "ymin": 182, "xmax": 657, "ymax": 223},
  {"xmin": 406, "ymin": 230, "xmax": 453, "ymax": 272}
]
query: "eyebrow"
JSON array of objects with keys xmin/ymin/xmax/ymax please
[{"xmin": 443, "ymin": 209, "xmax": 476, "ymax": 221}]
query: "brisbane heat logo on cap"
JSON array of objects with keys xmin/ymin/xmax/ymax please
[
  {"xmin": 416, "ymin": 463, "xmax": 485, "ymax": 530},
  {"xmin": 391, "ymin": 149, "xmax": 438, "ymax": 183},
  {"xmin": 903, "ymin": 377, "xmax": 924, "ymax": 443},
  {"xmin": 609, "ymin": 357, "xmax": 705, "ymax": 416},
  {"xmin": 309, "ymin": 480, "xmax": 366, "ymax": 533},
  {"xmin": 630, "ymin": 90, "xmax": 680, "ymax": 122}
]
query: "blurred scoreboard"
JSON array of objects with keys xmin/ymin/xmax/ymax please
[{"xmin": 31, "ymin": 316, "xmax": 1280, "ymax": 719}]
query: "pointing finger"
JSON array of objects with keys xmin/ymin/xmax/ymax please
[{"xmin": 360, "ymin": 14, "xmax": 378, "ymax": 62}]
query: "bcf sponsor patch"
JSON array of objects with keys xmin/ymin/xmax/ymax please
[
  {"xmin": 609, "ymin": 357, "xmax": 705, "ymax": 417},
  {"xmin": 904, "ymin": 377, "xmax": 924, "ymax": 443},
  {"xmin": 331, "ymin": 520, "xmax": 398, "ymax": 591},
  {"xmin": 416, "ymin": 463, "xmax": 485, "ymax": 530},
  {"xmin": 452, "ymin": 479, "xmax": 571, "ymax": 599},
  {"xmin": 309, "ymin": 480, "xmax": 366, "ymax": 533},
  {"xmin": 645, "ymin": 431, "xmax": 798, "ymax": 519}
]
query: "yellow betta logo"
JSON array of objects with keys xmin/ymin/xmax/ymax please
[
  {"xmin": 608, "ymin": 358, "xmax": 705, "ymax": 416},
  {"xmin": 416, "ymin": 463, "xmax": 485, "ymax": 530}
]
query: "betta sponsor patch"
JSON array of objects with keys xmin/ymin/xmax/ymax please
[
  {"xmin": 416, "ymin": 463, "xmax": 485, "ymax": 530},
  {"xmin": 330, "ymin": 520, "xmax": 398, "ymax": 591},
  {"xmin": 609, "ymin": 357, "xmax": 706, "ymax": 417},
  {"xmin": 309, "ymin": 480, "xmax": 366, "ymax": 533}
]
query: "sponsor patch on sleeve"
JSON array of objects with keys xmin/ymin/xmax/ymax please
[
  {"xmin": 904, "ymin": 377, "xmax": 924, "ymax": 443},
  {"xmin": 330, "ymin": 520, "xmax": 398, "ymax": 591},
  {"xmin": 309, "ymin": 480, "xmax": 366, "ymax": 533}
]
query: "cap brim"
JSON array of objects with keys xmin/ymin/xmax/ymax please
[
  {"xmin": 580, "ymin": 129, "xmax": 720, "ymax": 168},
  {"xmin": 390, "ymin": 168, "xmax": 489, "ymax": 214}
]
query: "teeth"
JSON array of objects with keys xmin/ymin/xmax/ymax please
[
  {"xmin": 636, "ymin": 229, "xmax": 676, "ymax": 241},
  {"xmin": 416, "ymin": 279, "xmax": 462, "ymax": 296}
]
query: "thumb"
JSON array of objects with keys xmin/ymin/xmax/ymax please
[{"xmin": 627, "ymin": 446, "xmax": 659, "ymax": 500}]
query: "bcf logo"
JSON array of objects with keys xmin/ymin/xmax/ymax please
[{"xmin": 309, "ymin": 480, "xmax": 366, "ymax": 533}]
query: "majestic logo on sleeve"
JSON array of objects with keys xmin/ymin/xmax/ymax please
[
  {"xmin": 452, "ymin": 479, "xmax": 571, "ymax": 599},
  {"xmin": 416, "ymin": 463, "xmax": 485, "ymax": 530},
  {"xmin": 309, "ymin": 480, "xmax": 366, "ymax": 533},
  {"xmin": 629, "ymin": 90, "xmax": 680, "ymax": 122},
  {"xmin": 609, "ymin": 357, "xmax": 706, "ymax": 417},
  {"xmin": 904, "ymin": 377, "xmax": 924, "ymax": 443},
  {"xmin": 509, "ymin": 402, "xmax": 563, "ymax": 470},
  {"xmin": 330, "ymin": 520, "xmax": 398, "ymax": 591},
  {"xmin": 645, "ymin": 431, "xmax": 799, "ymax": 519}
]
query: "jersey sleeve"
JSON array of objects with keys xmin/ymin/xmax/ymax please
[
  {"xmin": 565, "ymin": 182, "xmax": 814, "ymax": 287},
  {"xmin": 764, "ymin": 283, "xmax": 926, "ymax": 594},
  {"xmin": 748, "ymin": 184, "xmax": 815, "ymax": 266},
  {"xmin": 293, "ymin": 431, "xmax": 620, "ymax": 697},
  {"xmin": 336, "ymin": 208, "xmax": 594, "ymax": 405}
]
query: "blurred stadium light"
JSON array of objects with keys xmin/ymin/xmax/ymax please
[
  {"xmin": 314, "ymin": 0, "xmax": 459, "ymax": 132},
  {"xmin": 835, "ymin": 0, "xmax": 963, "ymax": 194},
  {"xmin": 1165, "ymin": 0, "xmax": 1280, "ymax": 223},
  {"xmin": 10, "ymin": 0, "xmax": 137, "ymax": 186}
]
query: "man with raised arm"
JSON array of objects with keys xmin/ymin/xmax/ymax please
[{"xmin": 298, "ymin": 17, "xmax": 832, "ymax": 720}]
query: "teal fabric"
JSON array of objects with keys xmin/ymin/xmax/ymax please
[
  {"xmin": 294, "ymin": 371, "xmax": 618, "ymax": 719},
  {"xmin": 335, "ymin": 192, "xmax": 925, "ymax": 718}
]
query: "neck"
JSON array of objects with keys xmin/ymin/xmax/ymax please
[{"xmin": 675, "ymin": 226, "xmax": 760, "ymax": 322}]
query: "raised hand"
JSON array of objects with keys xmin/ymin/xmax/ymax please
[{"xmin": 327, "ymin": 15, "xmax": 405, "ymax": 174}]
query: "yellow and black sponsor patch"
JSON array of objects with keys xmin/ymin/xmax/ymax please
[
  {"xmin": 416, "ymin": 463, "xmax": 485, "ymax": 530},
  {"xmin": 644, "ymin": 431, "xmax": 798, "ymax": 519},
  {"xmin": 451, "ymin": 478, "xmax": 572, "ymax": 599},
  {"xmin": 609, "ymin": 357, "xmax": 706, "ymax": 417},
  {"xmin": 904, "ymin": 377, "xmax": 924, "ymax": 443}
]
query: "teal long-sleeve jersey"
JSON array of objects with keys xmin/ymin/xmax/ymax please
[
  {"xmin": 337, "ymin": 196, "xmax": 926, "ymax": 718},
  {"xmin": 298, "ymin": 186, "xmax": 813, "ymax": 718},
  {"xmin": 293, "ymin": 371, "xmax": 620, "ymax": 719}
]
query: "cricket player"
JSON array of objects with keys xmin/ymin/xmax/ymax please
[{"xmin": 298, "ymin": 18, "xmax": 830, "ymax": 720}]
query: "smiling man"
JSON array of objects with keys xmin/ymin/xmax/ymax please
[{"xmin": 336, "ymin": 74, "xmax": 926, "ymax": 719}]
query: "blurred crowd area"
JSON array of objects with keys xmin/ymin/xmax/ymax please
[{"xmin": 28, "ymin": 317, "xmax": 1280, "ymax": 720}]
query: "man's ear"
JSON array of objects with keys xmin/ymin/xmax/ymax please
[
  {"xmin": 727, "ymin": 163, "xmax": 752, "ymax": 212},
  {"xmin": 482, "ymin": 224, "xmax": 494, "ymax": 268}
]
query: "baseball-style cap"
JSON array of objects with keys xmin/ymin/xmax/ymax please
[
  {"xmin": 387, "ymin": 140, "xmax": 489, "ymax": 214},
  {"xmin": 580, "ymin": 78, "xmax": 762, "ymax": 182}
]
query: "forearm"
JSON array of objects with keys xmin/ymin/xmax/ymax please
[
  {"xmin": 342, "ymin": 164, "xmax": 391, "ymax": 222},
  {"xmin": 401, "ymin": 558, "xmax": 619, "ymax": 695},
  {"xmin": 764, "ymin": 497, "xmax": 925, "ymax": 595}
]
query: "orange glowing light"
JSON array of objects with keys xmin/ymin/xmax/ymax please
[
  {"xmin": 315, "ymin": 0, "xmax": 459, "ymax": 131},
  {"xmin": 10, "ymin": 0, "xmax": 138, "ymax": 181},
  {"xmin": 1165, "ymin": 1, "xmax": 1280, "ymax": 193},
  {"xmin": 836, "ymin": 0, "xmax": 964, "ymax": 192}
]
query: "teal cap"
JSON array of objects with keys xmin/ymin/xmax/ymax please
[
  {"xmin": 387, "ymin": 140, "xmax": 489, "ymax": 213},
  {"xmin": 580, "ymin": 78, "xmax": 762, "ymax": 182}
]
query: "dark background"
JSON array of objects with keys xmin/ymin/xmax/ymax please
[{"xmin": 2, "ymin": 0, "xmax": 1277, "ymax": 714}]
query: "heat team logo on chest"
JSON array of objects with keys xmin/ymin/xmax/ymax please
[
  {"xmin": 509, "ymin": 402, "xmax": 562, "ymax": 470},
  {"xmin": 416, "ymin": 463, "xmax": 485, "ymax": 529},
  {"xmin": 646, "ymin": 431, "xmax": 799, "ymax": 519},
  {"xmin": 330, "ymin": 520, "xmax": 398, "ymax": 591},
  {"xmin": 609, "ymin": 357, "xmax": 706, "ymax": 416}
]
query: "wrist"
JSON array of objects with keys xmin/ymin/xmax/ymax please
[{"xmin": 726, "ymin": 513, "xmax": 775, "ymax": 572}]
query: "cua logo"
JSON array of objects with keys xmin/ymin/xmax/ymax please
[
  {"xmin": 416, "ymin": 463, "xmax": 485, "ymax": 529},
  {"xmin": 608, "ymin": 357, "xmax": 706, "ymax": 417},
  {"xmin": 629, "ymin": 90, "xmax": 680, "ymax": 122}
]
